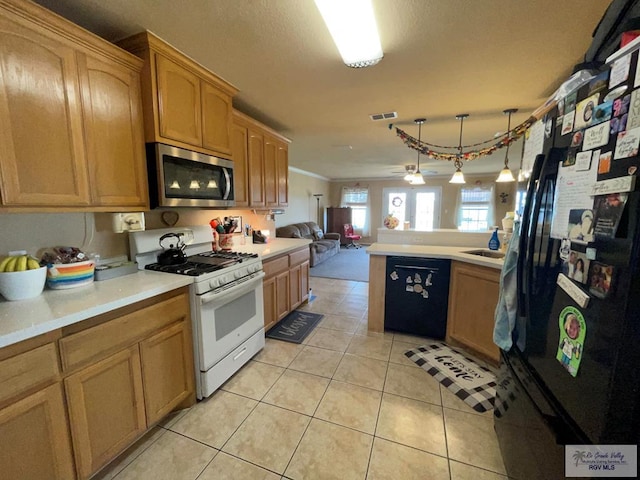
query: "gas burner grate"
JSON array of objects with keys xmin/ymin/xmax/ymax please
[
  {"xmin": 145, "ymin": 262, "xmax": 222, "ymax": 276},
  {"xmin": 197, "ymin": 251, "xmax": 259, "ymax": 261}
]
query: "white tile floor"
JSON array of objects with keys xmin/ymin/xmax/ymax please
[{"xmin": 95, "ymin": 277, "xmax": 509, "ymax": 480}]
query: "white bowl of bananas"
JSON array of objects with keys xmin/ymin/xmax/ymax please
[{"xmin": 0, "ymin": 254, "xmax": 46, "ymax": 301}]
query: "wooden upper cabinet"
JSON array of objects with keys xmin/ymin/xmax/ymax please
[
  {"xmin": 202, "ymin": 80, "xmax": 232, "ymax": 156},
  {"xmin": 0, "ymin": 0, "xmax": 147, "ymax": 211},
  {"xmin": 155, "ymin": 54, "xmax": 202, "ymax": 146},
  {"xmin": 277, "ymin": 141, "xmax": 289, "ymax": 206},
  {"xmin": 0, "ymin": 14, "xmax": 89, "ymax": 207},
  {"xmin": 264, "ymin": 135, "xmax": 278, "ymax": 207},
  {"xmin": 78, "ymin": 53, "xmax": 148, "ymax": 208},
  {"xmin": 248, "ymin": 126, "xmax": 265, "ymax": 207},
  {"xmin": 118, "ymin": 31, "xmax": 238, "ymax": 159},
  {"xmin": 231, "ymin": 109, "xmax": 290, "ymax": 208},
  {"xmin": 230, "ymin": 118, "xmax": 249, "ymax": 207}
]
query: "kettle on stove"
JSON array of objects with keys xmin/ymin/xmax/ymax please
[{"xmin": 157, "ymin": 233, "xmax": 187, "ymax": 265}]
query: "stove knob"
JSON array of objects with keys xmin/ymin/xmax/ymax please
[
  {"xmin": 235, "ymin": 270, "xmax": 244, "ymax": 279},
  {"xmin": 209, "ymin": 278, "xmax": 219, "ymax": 288}
]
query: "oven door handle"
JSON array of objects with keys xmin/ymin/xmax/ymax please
[{"xmin": 198, "ymin": 271, "xmax": 265, "ymax": 306}]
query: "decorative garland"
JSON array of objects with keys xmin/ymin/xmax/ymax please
[{"xmin": 393, "ymin": 115, "xmax": 537, "ymax": 162}]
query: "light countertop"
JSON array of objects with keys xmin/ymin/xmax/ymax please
[
  {"xmin": 233, "ymin": 237, "xmax": 311, "ymax": 259},
  {"xmin": 0, "ymin": 238, "xmax": 312, "ymax": 350},
  {"xmin": 366, "ymin": 243, "xmax": 504, "ymax": 270},
  {"xmin": 0, "ymin": 271, "xmax": 193, "ymax": 349}
]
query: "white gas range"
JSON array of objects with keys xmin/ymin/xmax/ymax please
[{"xmin": 130, "ymin": 225, "xmax": 265, "ymax": 399}]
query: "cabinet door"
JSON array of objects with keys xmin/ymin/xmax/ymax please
[
  {"xmin": 0, "ymin": 384, "xmax": 75, "ymax": 480},
  {"xmin": 289, "ymin": 263, "xmax": 302, "ymax": 310},
  {"xmin": 155, "ymin": 54, "xmax": 202, "ymax": 146},
  {"xmin": 230, "ymin": 121, "xmax": 249, "ymax": 207},
  {"xmin": 276, "ymin": 271, "xmax": 290, "ymax": 321},
  {"xmin": 300, "ymin": 260, "xmax": 310, "ymax": 303},
  {"xmin": 202, "ymin": 81, "xmax": 232, "ymax": 156},
  {"xmin": 447, "ymin": 262, "xmax": 500, "ymax": 362},
  {"xmin": 0, "ymin": 17, "xmax": 89, "ymax": 206},
  {"xmin": 277, "ymin": 141, "xmax": 289, "ymax": 206},
  {"xmin": 264, "ymin": 135, "xmax": 278, "ymax": 207},
  {"xmin": 248, "ymin": 127, "xmax": 265, "ymax": 207},
  {"xmin": 263, "ymin": 276, "xmax": 277, "ymax": 331},
  {"xmin": 78, "ymin": 53, "xmax": 148, "ymax": 208},
  {"xmin": 65, "ymin": 346, "xmax": 146, "ymax": 479},
  {"xmin": 140, "ymin": 322, "xmax": 194, "ymax": 425}
]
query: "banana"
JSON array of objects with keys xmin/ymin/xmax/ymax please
[
  {"xmin": 15, "ymin": 255, "xmax": 27, "ymax": 272},
  {"xmin": 4, "ymin": 256, "xmax": 18, "ymax": 272},
  {"xmin": 27, "ymin": 258, "xmax": 41, "ymax": 270},
  {"xmin": 0, "ymin": 256, "xmax": 11, "ymax": 272}
]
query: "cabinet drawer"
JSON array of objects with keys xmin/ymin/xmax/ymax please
[
  {"xmin": 263, "ymin": 255, "xmax": 289, "ymax": 277},
  {"xmin": 289, "ymin": 248, "xmax": 310, "ymax": 266},
  {"xmin": 60, "ymin": 292, "xmax": 189, "ymax": 372},
  {"xmin": 0, "ymin": 343, "xmax": 59, "ymax": 406}
]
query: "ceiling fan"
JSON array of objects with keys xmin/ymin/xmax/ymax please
[{"xmin": 390, "ymin": 164, "xmax": 417, "ymax": 180}]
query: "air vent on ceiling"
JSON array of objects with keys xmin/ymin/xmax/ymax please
[{"xmin": 369, "ymin": 111, "xmax": 398, "ymax": 121}]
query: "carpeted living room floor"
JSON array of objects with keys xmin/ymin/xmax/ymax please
[{"xmin": 309, "ymin": 245, "xmax": 370, "ymax": 282}]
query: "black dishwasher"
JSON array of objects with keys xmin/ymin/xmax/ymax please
[{"xmin": 384, "ymin": 256, "xmax": 451, "ymax": 339}]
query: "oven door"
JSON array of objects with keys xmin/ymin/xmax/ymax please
[{"xmin": 195, "ymin": 272, "xmax": 265, "ymax": 371}]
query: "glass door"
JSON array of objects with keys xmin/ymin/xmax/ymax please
[{"xmin": 383, "ymin": 187, "xmax": 441, "ymax": 230}]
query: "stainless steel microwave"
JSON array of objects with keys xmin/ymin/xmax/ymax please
[{"xmin": 148, "ymin": 143, "xmax": 235, "ymax": 208}]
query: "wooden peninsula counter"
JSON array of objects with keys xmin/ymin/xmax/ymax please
[{"xmin": 367, "ymin": 243, "xmax": 504, "ymax": 362}]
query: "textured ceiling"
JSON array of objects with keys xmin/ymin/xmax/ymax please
[{"xmin": 35, "ymin": 0, "xmax": 611, "ymax": 180}]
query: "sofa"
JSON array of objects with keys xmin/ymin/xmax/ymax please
[{"xmin": 276, "ymin": 222, "xmax": 340, "ymax": 267}]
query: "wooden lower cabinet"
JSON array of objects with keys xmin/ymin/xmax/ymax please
[
  {"xmin": 275, "ymin": 271, "xmax": 290, "ymax": 321},
  {"xmin": 290, "ymin": 260, "xmax": 310, "ymax": 310},
  {"xmin": 65, "ymin": 345, "xmax": 147, "ymax": 479},
  {"xmin": 446, "ymin": 261, "xmax": 501, "ymax": 362},
  {"xmin": 140, "ymin": 321, "xmax": 194, "ymax": 425},
  {"xmin": 0, "ymin": 287, "xmax": 194, "ymax": 480},
  {"xmin": 0, "ymin": 383, "xmax": 75, "ymax": 480},
  {"xmin": 262, "ymin": 246, "xmax": 310, "ymax": 330},
  {"xmin": 263, "ymin": 276, "xmax": 277, "ymax": 331}
]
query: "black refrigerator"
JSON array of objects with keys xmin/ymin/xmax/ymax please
[{"xmin": 494, "ymin": 47, "xmax": 640, "ymax": 479}]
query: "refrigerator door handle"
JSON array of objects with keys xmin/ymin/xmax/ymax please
[{"xmin": 517, "ymin": 153, "xmax": 545, "ymax": 318}]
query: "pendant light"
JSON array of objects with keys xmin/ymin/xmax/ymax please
[
  {"xmin": 449, "ymin": 114, "xmax": 468, "ymax": 184},
  {"xmin": 496, "ymin": 108, "xmax": 517, "ymax": 182},
  {"xmin": 409, "ymin": 118, "xmax": 426, "ymax": 185}
]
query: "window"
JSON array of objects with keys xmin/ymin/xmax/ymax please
[
  {"xmin": 341, "ymin": 186, "xmax": 370, "ymax": 236},
  {"xmin": 382, "ymin": 187, "xmax": 441, "ymax": 230},
  {"xmin": 457, "ymin": 186, "xmax": 494, "ymax": 231}
]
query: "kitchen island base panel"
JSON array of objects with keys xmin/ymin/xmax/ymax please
[{"xmin": 367, "ymin": 255, "xmax": 385, "ymax": 333}]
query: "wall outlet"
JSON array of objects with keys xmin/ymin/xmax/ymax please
[{"xmin": 111, "ymin": 212, "xmax": 146, "ymax": 233}]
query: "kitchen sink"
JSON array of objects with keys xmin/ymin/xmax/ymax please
[{"xmin": 462, "ymin": 249, "xmax": 505, "ymax": 259}]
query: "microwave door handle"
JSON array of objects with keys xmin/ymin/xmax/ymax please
[{"xmin": 222, "ymin": 168, "xmax": 231, "ymax": 200}]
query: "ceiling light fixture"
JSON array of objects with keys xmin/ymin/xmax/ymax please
[
  {"xmin": 403, "ymin": 164, "xmax": 416, "ymax": 181},
  {"xmin": 409, "ymin": 118, "xmax": 426, "ymax": 185},
  {"xmin": 449, "ymin": 114, "xmax": 468, "ymax": 184},
  {"xmin": 314, "ymin": 0, "xmax": 383, "ymax": 68},
  {"xmin": 496, "ymin": 108, "xmax": 517, "ymax": 183}
]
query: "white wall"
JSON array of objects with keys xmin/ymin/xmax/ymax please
[
  {"xmin": 276, "ymin": 168, "xmax": 331, "ymax": 230},
  {"xmin": 330, "ymin": 175, "xmax": 517, "ymax": 244}
]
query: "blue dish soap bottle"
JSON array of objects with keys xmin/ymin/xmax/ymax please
[{"xmin": 488, "ymin": 227, "xmax": 500, "ymax": 251}]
